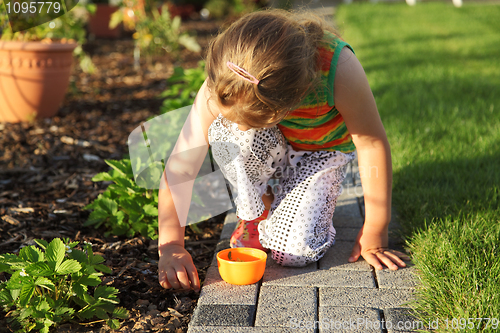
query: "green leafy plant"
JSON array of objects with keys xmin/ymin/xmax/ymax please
[
  {"xmin": 203, "ymin": 0, "xmax": 260, "ymax": 20},
  {"xmin": 159, "ymin": 62, "xmax": 206, "ymax": 112},
  {"xmin": 110, "ymin": 2, "xmax": 200, "ymax": 63},
  {"xmin": 84, "ymin": 159, "xmax": 159, "ymax": 239},
  {"xmin": 84, "ymin": 64, "xmax": 207, "ymax": 239},
  {"xmin": 0, "ymin": 238, "xmax": 128, "ymax": 333}
]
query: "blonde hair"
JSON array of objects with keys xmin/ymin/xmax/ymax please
[{"xmin": 206, "ymin": 9, "xmax": 340, "ymax": 128}]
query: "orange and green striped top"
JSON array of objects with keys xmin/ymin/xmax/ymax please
[{"xmin": 277, "ymin": 32, "xmax": 356, "ymax": 153}]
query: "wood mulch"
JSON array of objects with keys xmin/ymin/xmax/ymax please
[{"xmin": 0, "ymin": 19, "xmax": 225, "ymax": 333}]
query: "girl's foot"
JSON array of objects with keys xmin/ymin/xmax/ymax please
[{"xmin": 230, "ymin": 210, "xmax": 269, "ymax": 252}]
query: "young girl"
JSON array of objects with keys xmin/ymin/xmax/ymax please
[{"xmin": 157, "ymin": 9, "xmax": 408, "ymax": 291}]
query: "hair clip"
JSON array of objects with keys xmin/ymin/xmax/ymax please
[{"xmin": 226, "ymin": 61, "xmax": 259, "ymax": 85}]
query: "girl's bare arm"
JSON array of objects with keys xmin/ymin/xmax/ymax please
[
  {"xmin": 334, "ymin": 48, "xmax": 410, "ymax": 270},
  {"xmin": 158, "ymin": 79, "xmax": 217, "ymax": 290}
]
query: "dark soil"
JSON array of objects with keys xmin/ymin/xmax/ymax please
[{"xmin": 0, "ymin": 19, "xmax": 224, "ymax": 333}]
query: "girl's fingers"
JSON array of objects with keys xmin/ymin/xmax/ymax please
[
  {"xmin": 175, "ymin": 267, "xmax": 192, "ymax": 290},
  {"xmin": 392, "ymin": 250, "xmax": 411, "ymax": 261},
  {"xmin": 159, "ymin": 270, "xmax": 171, "ymax": 289},
  {"xmin": 375, "ymin": 252, "xmax": 399, "ymax": 271},
  {"xmin": 166, "ymin": 267, "xmax": 182, "ymax": 290},
  {"xmin": 383, "ymin": 250, "xmax": 407, "ymax": 268},
  {"xmin": 362, "ymin": 252, "xmax": 383, "ymax": 270},
  {"xmin": 187, "ymin": 266, "xmax": 200, "ymax": 292},
  {"xmin": 348, "ymin": 242, "xmax": 361, "ymax": 262}
]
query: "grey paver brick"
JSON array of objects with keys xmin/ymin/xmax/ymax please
[
  {"xmin": 376, "ymin": 263, "xmax": 418, "ymax": 289},
  {"xmin": 332, "ymin": 215, "xmax": 364, "ymax": 228},
  {"xmin": 220, "ymin": 212, "xmax": 238, "ymax": 240},
  {"xmin": 197, "ymin": 276, "xmax": 259, "ymax": 306},
  {"xmin": 263, "ymin": 265, "xmax": 375, "ymax": 288},
  {"xmin": 334, "ymin": 198, "xmax": 361, "ymax": 218},
  {"xmin": 255, "ymin": 286, "xmax": 316, "ymax": 328},
  {"xmin": 384, "ymin": 308, "xmax": 428, "ymax": 333},
  {"xmin": 320, "ymin": 287, "xmax": 414, "ymax": 309},
  {"xmin": 319, "ymin": 241, "xmax": 371, "ymax": 271},
  {"xmin": 334, "ymin": 227, "xmax": 360, "ymax": 242},
  {"xmin": 318, "ymin": 306, "xmax": 383, "ymax": 332},
  {"xmin": 216, "ymin": 239, "xmax": 231, "ymax": 253},
  {"xmin": 190, "ymin": 304, "xmax": 255, "ymax": 327},
  {"xmin": 188, "ymin": 327, "xmax": 314, "ymax": 333}
]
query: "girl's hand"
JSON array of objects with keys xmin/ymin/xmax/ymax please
[
  {"xmin": 348, "ymin": 226, "xmax": 410, "ymax": 270},
  {"xmin": 158, "ymin": 244, "xmax": 200, "ymax": 292}
]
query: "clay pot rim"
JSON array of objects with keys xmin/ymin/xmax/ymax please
[{"xmin": 0, "ymin": 41, "xmax": 78, "ymax": 52}]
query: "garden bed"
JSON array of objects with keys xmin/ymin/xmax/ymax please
[{"xmin": 0, "ymin": 18, "xmax": 222, "ymax": 333}]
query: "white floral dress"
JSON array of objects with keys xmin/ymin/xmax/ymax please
[{"xmin": 208, "ymin": 114, "xmax": 355, "ymax": 266}]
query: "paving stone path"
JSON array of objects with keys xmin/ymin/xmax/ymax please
[{"xmin": 188, "ymin": 157, "xmax": 424, "ymax": 333}]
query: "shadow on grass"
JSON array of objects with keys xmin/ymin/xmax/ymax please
[{"xmin": 392, "ymin": 151, "xmax": 500, "ymax": 237}]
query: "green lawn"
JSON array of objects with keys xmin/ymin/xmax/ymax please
[{"xmin": 336, "ymin": 3, "xmax": 500, "ymax": 330}]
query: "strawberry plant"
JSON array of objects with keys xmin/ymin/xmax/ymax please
[
  {"xmin": 84, "ymin": 63, "xmax": 207, "ymax": 239},
  {"xmin": 0, "ymin": 238, "xmax": 128, "ymax": 333},
  {"xmin": 84, "ymin": 159, "xmax": 159, "ymax": 239}
]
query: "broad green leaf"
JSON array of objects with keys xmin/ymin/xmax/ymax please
[
  {"xmin": 114, "ymin": 177, "xmax": 138, "ymax": 191},
  {"xmin": 83, "ymin": 292, "xmax": 95, "ymax": 305},
  {"xmin": 143, "ymin": 204, "xmax": 158, "ymax": 216},
  {"xmin": 114, "ymin": 210, "xmax": 126, "ymax": 223},
  {"xmin": 55, "ymin": 307, "xmax": 74, "ymax": 316},
  {"xmin": 34, "ymin": 239, "xmax": 49, "ymax": 250},
  {"xmin": 98, "ymin": 198, "xmax": 118, "ymax": 215},
  {"xmin": 105, "ymin": 160, "xmax": 131, "ymax": 177},
  {"xmin": 10, "ymin": 288, "xmax": 20, "ymax": 301},
  {"xmin": 34, "ymin": 277, "xmax": 55, "ymax": 291},
  {"xmin": 0, "ymin": 289, "xmax": 13, "ymax": 304},
  {"xmin": 107, "ymin": 318, "xmax": 120, "ymax": 330},
  {"xmin": 92, "ymin": 172, "xmax": 114, "ymax": 182},
  {"xmin": 0, "ymin": 263, "xmax": 11, "ymax": 273},
  {"xmin": 78, "ymin": 307, "xmax": 95, "ymax": 319},
  {"xmin": 68, "ymin": 249, "xmax": 87, "ymax": 264},
  {"xmin": 94, "ymin": 264, "xmax": 113, "ymax": 274},
  {"xmin": 95, "ymin": 307, "xmax": 109, "ymax": 319},
  {"xmin": 0, "ymin": 253, "xmax": 28, "ymax": 269},
  {"xmin": 56, "ymin": 259, "xmax": 81, "ymax": 275},
  {"xmin": 71, "ymin": 282, "xmax": 88, "ymax": 300},
  {"xmin": 26, "ymin": 262, "xmax": 53, "ymax": 276},
  {"xmin": 6, "ymin": 271, "xmax": 31, "ymax": 289},
  {"xmin": 78, "ymin": 274, "xmax": 102, "ymax": 286},
  {"xmin": 98, "ymin": 302, "xmax": 115, "ymax": 313},
  {"xmin": 19, "ymin": 306, "xmax": 33, "ymax": 320},
  {"xmin": 19, "ymin": 283, "xmax": 35, "ymax": 307},
  {"xmin": 19, "ymin": 246, "xmax": 44, "ymax": 263},
  {"xmin": 36, "ymin": 300, "xmax": 50, "ymax": 311},
  {"xmin": 46, "ymin": 239, "xmax": 65, "ymax": 271},
  {"xmin": 85, "ymin": 207, "xmax": 111, "ymax": 225},
  {"xmin": 129, "ymin": 212, "xmax": 145, "ymax": 223},
  {"xmin": 112, "ymin": 307, "xmax": 129, "ymax": 319},
  {"xmin": 91, "ymin": 254, "xmax": 105, "ymax": 265},
  {"xmin": 94, "ymin": 286, "xmax": 118, "ymax": 298},
  {"xmin": 111, "ymin": 221, "xmax": 129, "ymax": 236},
  {"xmin": 119, "ymin": 197, "xmax": 142, "ymax": 214}
]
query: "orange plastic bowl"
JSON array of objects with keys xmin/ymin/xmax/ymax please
[{"xmin": 217, "ymin": 248, "xmax": 267, "ymax": 285}]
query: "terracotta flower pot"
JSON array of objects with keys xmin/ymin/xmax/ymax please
[
  {"xmin": 88, "ymin": 4, "xmax": 122, "ymax": 38},
  {"xmin": 0, "ymin": 41, "xmax": 77, "ymax": 123}
]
